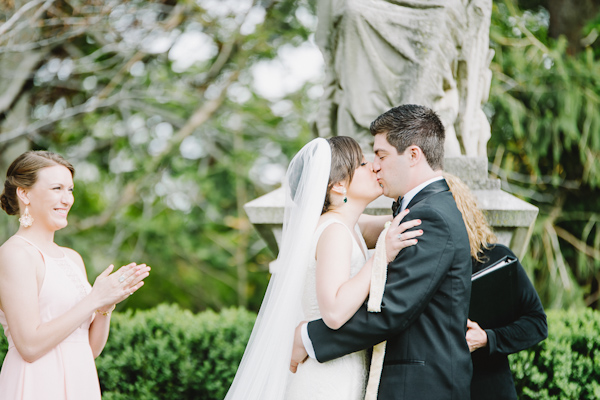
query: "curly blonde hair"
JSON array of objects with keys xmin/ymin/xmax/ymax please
[{"xmin": 444, "ymin": 172, "xmax": 496, "ymax": 262}]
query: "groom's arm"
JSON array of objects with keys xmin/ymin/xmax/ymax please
[{"xmin": 307, "ymin": 207, "xmax": 455, "ymax": 363}]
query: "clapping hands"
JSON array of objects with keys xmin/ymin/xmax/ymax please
[{"xmin": 92, "ymin": 263, "xmax": 151, "ymax": 313}]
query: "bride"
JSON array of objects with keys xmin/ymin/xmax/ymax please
[{"xmin": 225, "ymin": 137, "xmax": 422, "ymax": 399}]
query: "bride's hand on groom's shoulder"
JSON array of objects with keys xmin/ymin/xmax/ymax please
[
  {"xmin": 385, "ymin": 209, "xmax": 423, "ymax": 263},
  {"xmin": 290, "ymin": 322, "xmax": 308, "ymax": 373}
]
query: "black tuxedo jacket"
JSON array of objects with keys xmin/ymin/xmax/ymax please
[{"xmin": 307, "ymin": 179, "xmax": 473, "ymax": 400}]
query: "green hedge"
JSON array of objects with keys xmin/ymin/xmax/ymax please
[
  {"xmin": 0, "ymin": 304, "xmax": 256, "ymax": 400},
  {"xmin": 0, "ymin": 306, "xmax": 598, "ymax": 399},
  {"xmin": 97, "ymin": 304, "xmax": 255, "ymax": 399},
  {"xmin": 510, "ymin": 309, "xmax": 600, "ymax": 399}
]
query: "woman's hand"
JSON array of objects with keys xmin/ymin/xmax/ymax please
[
  {"xmin": 385, "ymin": 209, "xmax": 423, "ymax": 263},
  {"xmin": 91, "ymin": 263, "xmax": 151, "ymax": 311},
  {"xmin": 466, "ymin": 319, "xmax": 488, "ymax": 352}
]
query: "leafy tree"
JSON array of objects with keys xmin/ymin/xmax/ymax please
[
  {"xmin": 0, "ymin": 0, "xmax": 319, "ymax": 311},
  {"xmin": 1, "ymin": 0, "xmax": 599, "ymax": 313},
  {"xmin": 517, "ymin": 0, "xmax": 600, "ymax": 54},
  {"xmin": 488, "ymin": 0, "xmax": 600, "ymax": 309}
]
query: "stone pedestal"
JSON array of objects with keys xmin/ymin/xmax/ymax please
[
  {"xmin": 444, "ymin": 158, "xmax": 538, "ymax": 259},
  {"xmin": 245, "ymin": 157, "xmax": 538, "ymax": 260}
]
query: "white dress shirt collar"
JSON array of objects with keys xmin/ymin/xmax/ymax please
[{"xmin": 400, "ymin": 176, "xmax": 445, "ymax": 212}]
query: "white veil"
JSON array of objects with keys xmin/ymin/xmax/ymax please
[{"xmin": 225, "ymin": 138, "xmax": 331, "ymax": 399}]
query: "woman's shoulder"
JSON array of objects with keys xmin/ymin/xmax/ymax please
[
  {"xmin": 474, "ymin": 243, "xmax": 518, "ymax": 270},
  {"xmin": 314, "ymin": 220, "xmax": 354, "ymax": 267},
  {"xmin": 316, "ymin": 216, "xmax": 352, "ymax": 237},
  {"xmin": 315, "ymin": 217, "xmax": 353, "ymax": 251},
  {"xmin": 485, "ymin": 243, "xmax": 517, "ymax": 259},
  {"xmin": 317, "ymin": 214, "xmax": 344, "ymax": 226},
  {"xmin": 0, "ymin": 237, "xmax": 43, "ymax": 270}
]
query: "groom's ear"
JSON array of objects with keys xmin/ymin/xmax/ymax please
[{"xmin": 407, "ymin": 145, "xmax": 423, "ymax": 166}]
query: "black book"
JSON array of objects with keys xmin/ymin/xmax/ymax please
[{"xmin": 469, "ymin": 255, "xmax": 518, "ymax": 330}]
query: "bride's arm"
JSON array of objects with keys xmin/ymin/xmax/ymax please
[
  {"xmin": 315, "ymin": 223, "xmax": 373, "ymax": 330},
  {"xmin": 316, "ymin": 215, "xmax": 423, "ymax": 330},
  {"xmin": 358, "ymin": 214, "xmax": 392, "ymax": 249}
]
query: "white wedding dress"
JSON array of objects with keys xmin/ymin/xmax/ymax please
[{"xmin": 286, "ymin": 219, "xmax": 368, "ymax": 400}]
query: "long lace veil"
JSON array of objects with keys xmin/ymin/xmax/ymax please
[{"xmin": 225, "ymin": 138, "xmax": 331, "ymax": 399}]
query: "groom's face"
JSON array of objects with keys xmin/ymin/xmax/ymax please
[{"xmin": 372, "ymin": 133, "xmax": 409, "ymax": 200}]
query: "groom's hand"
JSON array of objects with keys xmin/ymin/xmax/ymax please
[{"xmin": 290, "ymin": 322, "xmax": 308, "ymax": 373}]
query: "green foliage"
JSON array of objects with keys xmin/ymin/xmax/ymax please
[
  {"xmin": 1, "ymin": 0, "xmax": 599, "ymax": 314},
  {"xmin": 0, "ymin": 0, "xmax": 318, "ymax": 312},
  {"xmin": 490, "ymin": 2, "xmax": 600, "ymax": 187},
  {"xmin": 488, "ymin": 0, "xmax": 600, "ymax": 309},
  {"xmin": 97, "ymin": 304, "xmax": 255, "ymax": 400},
  {"xmin": 1, "ymin": 306, "xmax": 599, "ymax": 399},
  {"xmin": 0, "ymin": 327, "xmax": 5, "ymax": 367},
  {"xmin": 0, "ymin": 304, "xmax": 256, "ymax": 398},
  {"xmin": 510, "ymin": 309, "xmax": 600, "ymax": 399}
]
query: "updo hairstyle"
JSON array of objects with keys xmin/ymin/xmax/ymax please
[
  {"xmin": 1, "ymin": 151, "xmax": 75, "ymax": 216},
  {"xmin": 322, "ymin": 136, "xmax": 363, "ymax": 214}
]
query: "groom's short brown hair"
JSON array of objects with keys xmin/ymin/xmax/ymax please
[{"xmin": 370, "ymin": 104, "xmax": 445, "ymax": 170}]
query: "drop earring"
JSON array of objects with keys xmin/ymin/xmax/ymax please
[
  {"xmin": 19, "ymin": 206, "xmax": 34, "ymax": 228},
  {"xmin": 343, "ymin": 188, "xmax": 347, "ymax": 204}
]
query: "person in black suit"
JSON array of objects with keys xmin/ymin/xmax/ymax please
[
  {"xmin": 290, "ymin": 104, "xmax": 473, "ymax": 400},
  {"xmin": 444, "ymin": 173, "xmax": 548, "ymax": 400}
]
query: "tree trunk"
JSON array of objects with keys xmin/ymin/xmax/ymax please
[{"xmin": 547, "ymin": 0, "xmax": 600, "ymax": 54}]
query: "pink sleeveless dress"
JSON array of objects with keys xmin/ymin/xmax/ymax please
[{"xmin": 0, "ymin": 235, "xmax": 101, "ymax": 399}]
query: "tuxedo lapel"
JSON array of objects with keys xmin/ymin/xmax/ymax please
[{"xmin": 405, "ymin": 179, "xmax": 449, "ymax": 210}]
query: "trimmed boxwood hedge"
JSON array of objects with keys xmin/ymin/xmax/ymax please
[
  {"xmin": 0, "ymin": 304, "xmax": 255, "ymax": 399},
  {"xmin": 96, "ymin": 304, "xmax": 255, "ymax": 399},
  {"xmin": 0, "ymin": 305, "xmax": 598, "ymax": 399},
  {"xmin": 509, "ymin": 308, "xmax": 600, "ymax": 399}
]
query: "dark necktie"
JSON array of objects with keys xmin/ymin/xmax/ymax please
[{"xmin": 392, "ymin": 197, "xmax": 403, "ymax": 216}]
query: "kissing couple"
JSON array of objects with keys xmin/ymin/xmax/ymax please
[{"xmin": 226, "ymin": 104, "xmax": 473, "ymax": 400}]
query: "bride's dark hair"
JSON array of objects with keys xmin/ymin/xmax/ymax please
[{"xmin": 322, "ymin": 136, "xmax": 363, "ymax": 214}]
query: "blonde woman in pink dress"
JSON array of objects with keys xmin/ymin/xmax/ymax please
[{"xmin": 0, "ymin": 151, "xmax": 151, "ymax": 399}]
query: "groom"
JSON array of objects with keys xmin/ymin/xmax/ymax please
[{"xmin": 290, "ymin": 104, "xmax": 473, "ymax": 399}]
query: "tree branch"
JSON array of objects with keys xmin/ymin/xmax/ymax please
[
  {"xmin": 545, "ymin": 222, "xmax": 573, "ymax": 290},
  {"xmin": 554, "ymin": 225, "xmax": 600, "ymax": 260},
  {"xmin": 0, "ymin": 0, "xmax": 48, "ymax": 37},
  {"xmin": 0, "ymin": 93, "xmax": 136, "ymax": 144}
]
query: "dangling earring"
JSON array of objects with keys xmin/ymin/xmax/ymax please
[
  {"xmin": 19, "ymin": 206, "xmax": 34, "ymax": 228},
  {"xmin": 343, "ymin": 188, "xmax": 347, "ymax": 204}
]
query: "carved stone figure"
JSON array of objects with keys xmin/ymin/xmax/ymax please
[{"xmin": 314, "ymin": 0, "xmax": 494, "ymax": 157}]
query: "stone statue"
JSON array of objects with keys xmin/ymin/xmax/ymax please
[
  {"xmin": 246, "ymin": 0, "xmax": 538, "ymax": 263},
  {"xmin": 314, "ymin": 0, "xmax": 494, "ymax": 157}
]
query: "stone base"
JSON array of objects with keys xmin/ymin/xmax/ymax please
[{"xmin": 245, "ymin": 157, "xmax": 538, "ymax": 260}]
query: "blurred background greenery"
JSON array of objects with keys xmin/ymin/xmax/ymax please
[{"xmin": 0, "ymin": 0, "xmax": 598, "ymax": 314}]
